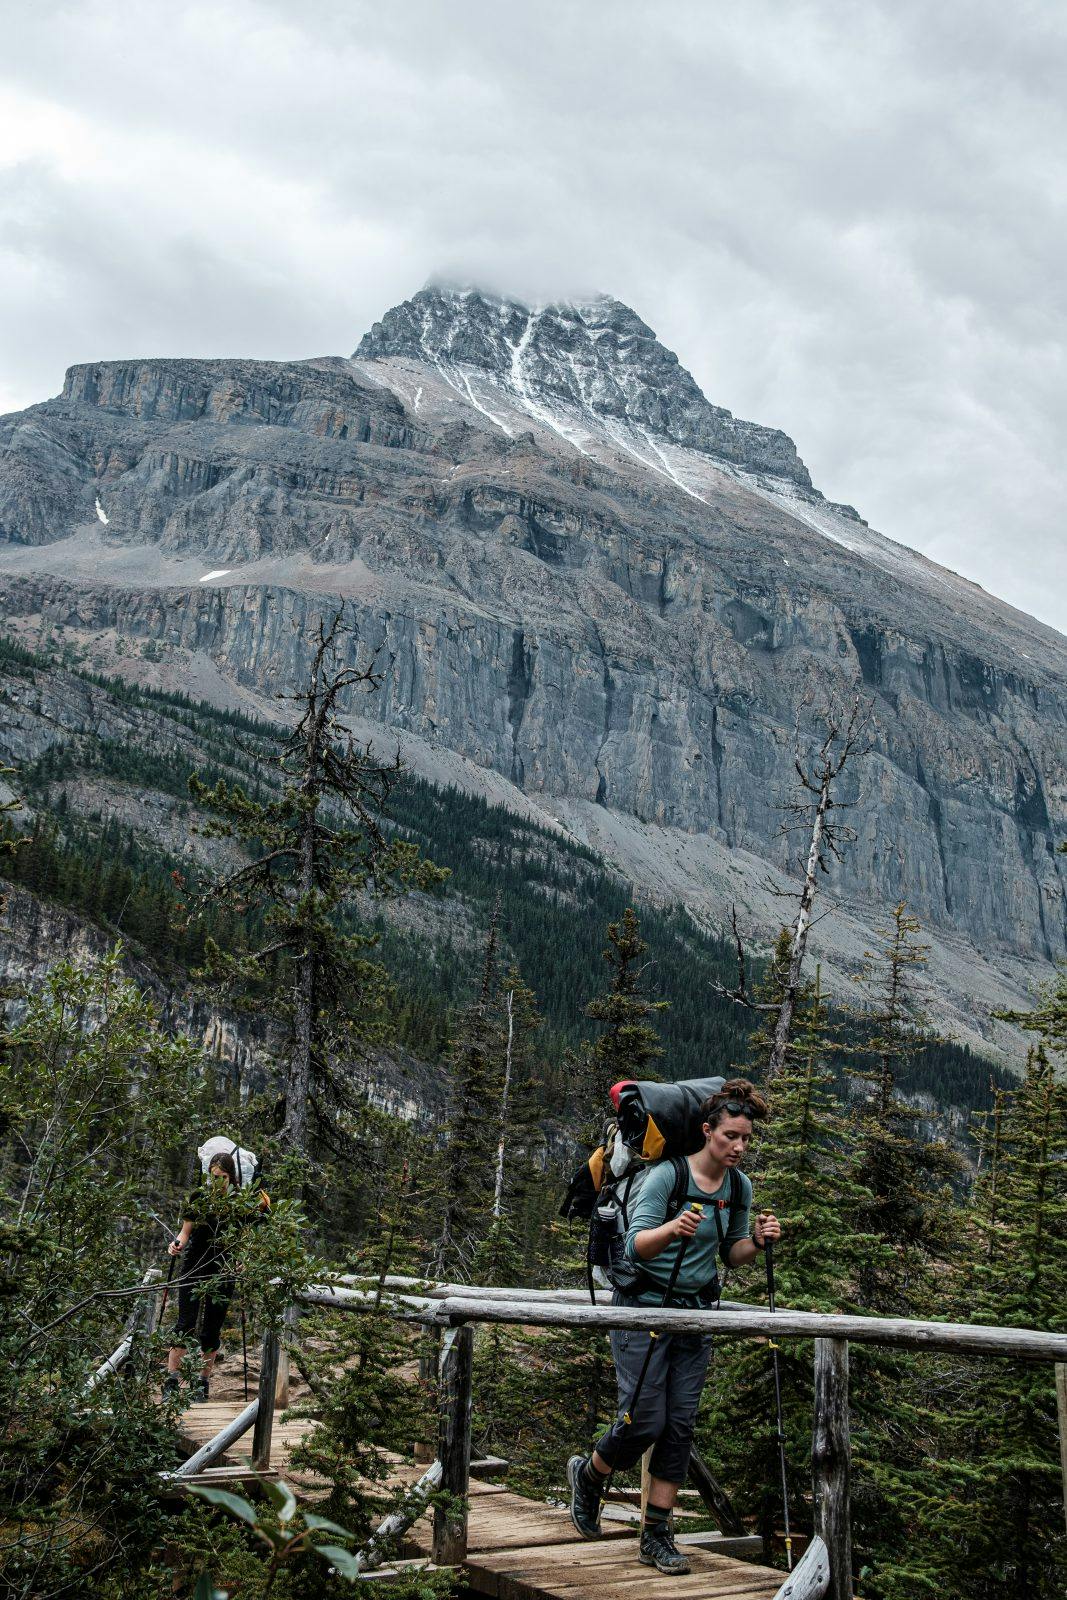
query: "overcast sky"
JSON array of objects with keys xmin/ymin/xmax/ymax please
[{"xmin": 1, "ymin": 0, "xmax": 1064, "ymax": 630}]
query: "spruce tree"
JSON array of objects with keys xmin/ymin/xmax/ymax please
[
  {"xmin": 572, "ymin": 905, "xmax": 668, "ymax": 1132},
  {"xmin": 848, "ymin": 902, "xmax": 964, "ymax": 1313},
  {"xmin": 436, "ymin": 909, "xmax": 503, "ymax": 1277},
  {"xmin": 872, "ymin": 1048, "xmax": 1067, "ymax": 1600},
  {"xmin": 190, "ymin": 609, "xmax": 446, "ymax": 1176},
  {"xmin": 702, "ymin": 972, "xmax": 884, "ymax": 1552}
]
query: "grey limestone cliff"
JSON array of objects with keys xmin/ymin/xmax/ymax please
[{"xmin": 0, "ymin": 285, "xmax": 1063, "ymax": 1054}]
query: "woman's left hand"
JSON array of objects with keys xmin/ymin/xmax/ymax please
[{"xmin": 753, "ymin": 1210, "xmax": 782, "ymax": 1248}]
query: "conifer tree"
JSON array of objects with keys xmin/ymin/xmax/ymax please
[
  {"xmin": 475, "ymin": 963, "xmax": 545, "ymax": 1288},
  {"xmin": 436, "ymin": 909, "xmax": 503, "ymax": 1277},
  {"xmin": 703, "ymin": 972, "xmax": 884, "ymax": 1549},
  {"xmin": 496, "ymin": 909, "xmax": 671, "ymax": 1495},
  {"xmin": 848, "ymin": 902, "xmax": 964, "ymax": 1312},
  {"xmin": 572, "ymin": 906, "xmax": 668, "ymax": 1133},
  {"xmin": 190, "ymin": 609, "xmax": 446, "ymax": 1172},
  {"xmin": 871, "ymin": 1047, "xmax": 1067, "ymax": 1600}
]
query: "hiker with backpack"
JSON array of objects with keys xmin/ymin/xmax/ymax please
[
  {"xmin": 566, "ymin": 1079, "xmax": 780, "ymax": 1575},
  {"xmin": 162, "ymin": 1145, "xmax": 269, "ymax": 1401}
]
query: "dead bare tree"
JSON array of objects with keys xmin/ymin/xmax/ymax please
[{"xmin": 711, "ymin": 692, "xmax": 873, "ymax": 1079}]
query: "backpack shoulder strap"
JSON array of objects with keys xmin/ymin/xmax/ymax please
[
  {"xmin": 711, "ymin": 1166, "xmax": 742, "ymax": 1262},
  {"xmin": 664, "ymin": 1155, "xmax": 690, "ymax": 1222}
]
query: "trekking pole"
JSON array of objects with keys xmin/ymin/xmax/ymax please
[
  {"xmin": 602, "ymin": 1202, "xmax": 704, "ymax": 1510},
  {"xmin": 762, "ymin": 1220, "xmax": 793, "ymax": 1572},
  {"xmin": 158, "ymin": 1251, "xmax": 178, "ymax": 1321},
  {"xmin": 241, "ymin": 1310, "xmax": 249, "ymax": 1401}
]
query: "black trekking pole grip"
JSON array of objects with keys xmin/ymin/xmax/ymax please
[{"xmin": 159, "ymin": 1251, "xmax": 178, "ymax": 1320}]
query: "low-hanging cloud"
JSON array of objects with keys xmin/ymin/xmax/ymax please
[{"xmin": 0, "ymin": 0, "xmax": 1064, "ymax": 629}]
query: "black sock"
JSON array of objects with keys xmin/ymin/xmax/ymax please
[
  {"xmin": 582, "ymin": 1458, "xmax": 609, "ymax": 1488},
  {"xmin": 644, "ymin": 1503, "xmax": 671, "ymax": 1531}
]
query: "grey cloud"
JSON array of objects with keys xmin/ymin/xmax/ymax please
[{"xmin": 0, "ymin": 0, "xmax": 1064, "ymax": 627}]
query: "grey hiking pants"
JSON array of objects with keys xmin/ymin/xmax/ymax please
[{"xmin": 594, "ymin": 1297, "xmax": 714, "ymax": 1484}]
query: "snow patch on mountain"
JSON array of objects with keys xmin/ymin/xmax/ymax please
[{"xmin": 356, "ymin": 286, "xmax": 815, "ymax": 490}]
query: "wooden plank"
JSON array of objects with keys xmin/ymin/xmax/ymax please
[
  {"xmin": 433, "ymin": 1324, "xmax": 474, "ymax": 1564},
  {"xmin": 543, "ymin": 1578, "xmax": 778, "ymax": 1598},
  {"xmin": 677, "ymin": 1534, "xmax": 768, "ymax": 1558},
  {"xmin": 164, "ymin": 1465, "xmax": 281, "ymax": 1495},
  {"xmin": 812, "ymin": 1341, "xmax": 851, "ymax": 1600},
  {"xmin": 464, "ymin": 1542, "xmax": 783, "ymax": 1592},
  {"xmin": 467, "ymin": 1559, "xmax": 782, "ymax": 1600}
]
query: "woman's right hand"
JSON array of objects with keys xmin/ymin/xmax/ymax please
[
  {"xmin": 168, "ymin": 1238, "xmax": 183, "ymax": 1257},
  {"xmin": 667, "ymin": 1206, "xmax": 702, "ymax": 1241}
]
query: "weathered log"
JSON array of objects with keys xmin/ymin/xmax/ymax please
[
  {"xmin": 167, "ymin": 1398, "xmax": 260, "ymax": 1479},
  {"xmin": 83, "ymin": 1269, "xmax": 163, "ymax": 1393},
  {"xmin": 773, "ymin": 1533, "xmax": 830, "ymax": 1600},
  {"xmin": 432, "ymin": 1325, "xmax": 473, "ymax": 1565},
  {"xmin": 86, "ymin": 1334, "xmax": 133, "ymax": 1391},
  {"xmin": 276, "ymin": 1303, "xmax": 297, "ymax": 1408},
  {"xmin": 812, "ymin": 1341, "xmax": 851, "ymax": 1600},
  {"xmin": 298, "ymin": 1284, "xmax": 1067, "ymax": 1362},
  {"xmin": 251, "ymin": 1329, "xmax": 280, "ymax": 1470},
  {"xmin": 355, "ymin": 1460, "xmax": 443, "ymax": 1572},
  {"xmin": 334, "ymin": 1274, "xmax": 747, "ymax": 1310},
  {"xmin": 688, "ymin": 1446, "xmax": 745, "ymax": 1536}
]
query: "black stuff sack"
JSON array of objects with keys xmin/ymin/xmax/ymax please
[{"xmin": 611, "ymin": 1076, "xmax": 726, "ymax": 1159}]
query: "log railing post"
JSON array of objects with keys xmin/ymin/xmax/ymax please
[
  {"xmin": 813, "ymin": 1338, "xmax": 852, "ymax": 1600},
  {"xmin": 1056, "ymin": 1363, "xmax": 1067, "ymax": 1537},
  {"xmin": 251, "ymin": 1327, "xmax": 280, "ymax": 1471},
  {"xmin": 433, "ymin": 1324, "xmax": 474, "ymax": 1565},
  {"xmin": 415, "ymin": 1324, "xmax": 442, "ymax": 1463},
  {"xmin": 275, "ymin": 1304, "xmax": 297, "ymax": 1408}
]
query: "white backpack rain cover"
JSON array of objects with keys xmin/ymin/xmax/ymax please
[{"xmin": 197, "ymin": 1136, "xmax": 259, "ymax": 1188}]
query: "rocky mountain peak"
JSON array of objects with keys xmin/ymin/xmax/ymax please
[{"xmin": 356, "ymin": 284, "xmax": 813, "ymax": 488}]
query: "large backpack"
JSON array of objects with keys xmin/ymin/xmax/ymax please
[
  {"xmin": 197, "ymin": 1136, "xmax": 262, "ymax": 1190},
  {"xmin": 561, "ymin": 1075, "xmax": 740, "ymax": 1303}
]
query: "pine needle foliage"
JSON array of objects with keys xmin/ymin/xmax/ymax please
[
  {"xmin": 847, "ymin": 903, "xmax": 965, "ymax": 1313},
  {"xmin": 570, "ymin": 906, "xmax": 668, "ymax": 1136},
  {"xmin": 189, "ymin": 609, "xmax": 446, "ymax": 1171}
]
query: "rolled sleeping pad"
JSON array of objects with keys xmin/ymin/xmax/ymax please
[{"xmin": 611, "ymin": 1076, "xmax": 727, "ymax": 1159}]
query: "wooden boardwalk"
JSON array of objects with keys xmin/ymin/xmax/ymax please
[{"xmin": 176, "ymin": 1392, "xmax": 787, "ymax": 1600}]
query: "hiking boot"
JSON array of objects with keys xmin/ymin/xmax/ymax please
[
  {"xmin": 566, "ymin": 1455, "xmax": 603, "ymax": 1539},
  {"xmin": 639, "ymin": 1524, "xmax": 691, "ymax": 1575},
  {"xmin": 191, "ymin": 1376, "xmax": 210, "ymax": 1403},
  {"xmin": 161, "ymin": 1374, "xmax": 180, "ymax": 1398}
]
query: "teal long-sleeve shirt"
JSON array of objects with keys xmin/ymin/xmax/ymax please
[{"xmin": 623, "ymin": 1159, "xmax": 752, "ymax": 1306}]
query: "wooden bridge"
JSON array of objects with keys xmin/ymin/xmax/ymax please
[{"xmin": 110, "ymin": 1273, "xmax": 1067, "ymax": 1600}]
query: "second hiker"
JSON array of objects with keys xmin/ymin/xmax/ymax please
[
  {"xmin": 163, "ymin": 1149, "xmax": 268, "ymax": 1401},
  {"xmin": 567, "ymin": 1079, "xmax": 781, "ymax": 1575}
]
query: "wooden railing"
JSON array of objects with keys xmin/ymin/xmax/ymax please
[
  {"xmin": 82, "ymin": 1267, "xmax": 163, "ymax": 1395},
  {"xmin": 284, "ymin": 1279, "xmax": 1067, "ymax": 1600}
]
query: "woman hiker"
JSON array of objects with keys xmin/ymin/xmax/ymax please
[
  {"xmin": 567, "ymin": 1080, "xmax": 782, "ymax": 1575},
  {"xmin": 163, "ymin": 1150, "xmax": 267, "ymax": 1401}
]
